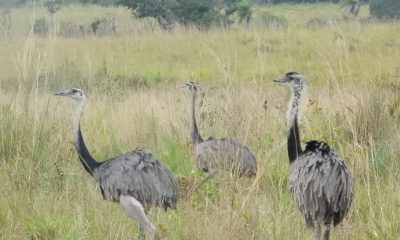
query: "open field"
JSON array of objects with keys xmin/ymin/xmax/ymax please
[{"xmin": 1, "ymin": 3, "xmax": 400, "ymax": 240}]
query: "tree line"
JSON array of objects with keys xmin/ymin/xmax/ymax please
[{"xmin": 2, "ymin": 0, "xmax": 399, "ymax": 29}]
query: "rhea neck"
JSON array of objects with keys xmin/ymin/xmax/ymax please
[
  {"xmin": 72, "ymin": 97, "xmax": 101, "ymax": 176},
  {"xmin": 190, "ymin": 89, "xmax": 203, "ymax": 144},
  {"xmin": 287, "ymin": 84, "xmax": 305, "ymax": 164}
]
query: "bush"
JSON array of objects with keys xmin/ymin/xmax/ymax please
[
  {"xmin": 370, "ymin": 0, "xmax": 400, "ymax": 19},
  {"xmin": 33, "ymin": 18, "xmax": 48, "ymax": 36}
]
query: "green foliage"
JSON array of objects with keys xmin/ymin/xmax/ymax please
[
  {"xmin": 116, "ymin": 0, "xmax": 176, "ymax": 29},
  {"xmin": 371, "ymin": 143, "xmax": 391, "ymax": 177},
  {"xmin": 33, "ymin": 18, "xmax": 49, "ymax": 36},
  {"xmin": 158, "ymin": 133, "xmax": 192, "ymax": 176},
  {"xmin": 116, "ymin": 0, "xmax": 254, "ymax": 29},
  {"xmin": 236, "ymin": 0, "xmax": 253, "ymax": 23},
  {"xmin": 172, "ymin": 0, "xmax": 215, "ymax": 28},
  {"xmin": 338, "ymin": 0, "xmax": 355, "ymax": 7},
  {"xmin": 43, "ymin": 0, "xmax": 62, "ymax": 15},
  {"xmin": 370, "ymin": 0, "xmax": 400, "ymax": 19},
  {"xmin": 0, "ymin": 0, "xmax": 30, "ymax": 7},
  {"xmin": 272, "ymin": 0, "xmax": 339, "ymax": 3},
  {"xmin": 79, "ymin": 0, "xmax": 115, "ymax": 5}
]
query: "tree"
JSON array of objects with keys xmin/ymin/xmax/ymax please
[
  {"xmin": 116, "ymin": 0, "xmax": 249, "ymax": 30},
  {"xmin": 339, "ymin": 0, "xmax": 363, "ymax": 17},
  {"xmin": 172, "ymin": 0, "xmax": 214, "ymax": 28},
  {"xmin": 44, "ymin": 0, "xmax": 62, "ymax": 15},
  {"xmin": 0, "ymin": 0, "xmax": 13, "ymax": 36},
  {"xmin": 116, "ymin": 0, "xmax": 176, "ymax": 30},
  {"xmin": 236, "ymin": 0, "xmax": 253, "ymax": 24},
  {"xmin": 370, "ymin": 0, "xmax": 400, "ymax": 19},
  {"xmin": 79, "ymin": 0, "xmax": 115, "ymax": 5}
]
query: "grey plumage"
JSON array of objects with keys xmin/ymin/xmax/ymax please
[
  {"xmin": 94, "ymin": 149, "xmax": 178, "ymax": 210},
  {"xmin": 195, "ymin": 138, "xmax": 257, "ymax": 176},
  {"xmin": 55, "ymin": 88, "xmax": 178, "ymax": 240},
  {"xmin": 275, "ymin": 72, "xmax": 353, "ymax": 240},
  {"xmin": 184, "ymin": 82, "xmax": 257, "ymax": 177}
]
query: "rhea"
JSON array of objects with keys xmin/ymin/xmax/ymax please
[
  {"xmin": 184, "ymin": 82, "xmax": 257, "ymax": 177},
  {"xmin": 274, "ymin": 72, "xmax": 353, "ymax": 240},
  {"xmin": 55, "ymin": 88, "xmax": 178, "ymax": 240}
]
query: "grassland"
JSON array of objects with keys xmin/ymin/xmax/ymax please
[{"xmin": 1, "ymin": 3, "xmax": 400, "ymax": 240}]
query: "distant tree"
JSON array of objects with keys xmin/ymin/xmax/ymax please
[
  {"xmin": 264, "ymin": 0, "xmax": 339, "ymax": 3},
  {"xmin": 236, "ymin": 0, "xmax": 253, "ymax": 24},
  {"xmin": 116, "ymin": 0, "xmax": 176, "ymax": 30},
  {"xmin": 172, "ymin": 0, "xmax": 214, "ymax": 28},
  {"xmin": 117, "ymin": 0, "xmax": 250, "ymax": 30},
  {"xmin": 16, "ymin": 0, "xmax": 29, "ymax": 5},
  {"xmin": 0, "ymin": 0, "xmax": 13, "ymax": 35},
  {"xmin": 1, "ymin": 0, "xmax": 30, "ymax": 7},
  {"xmin": 33, "ymin": 17, "xmax": 49, "ymax": 36},
  {"xmin": 370, "ymin": 0, "xmax": 400, "ymax": 19},
  {"xmin": 44, "ymin": 0, "xmax": 62, "ymax": 15},
  {"xmin": 172, "ymin": 0, "xmax": 247, "ymax": 28},
  {"xmin": 340, "ymin": 0, "xmax": 364, "ymax": 17},
  {"xmin": 79, "ymin": 0, "xmax": 115, "ymax": 5}
]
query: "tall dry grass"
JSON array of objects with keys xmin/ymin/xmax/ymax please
[{"xmin": 1, "ymin": 3, "xmax": 400, "ymax": 240}]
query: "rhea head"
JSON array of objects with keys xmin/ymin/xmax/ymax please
[
  {"xmin": 274, "ymin": 72, "xmax": 308, "ymax": 124},
  {"xmin": 54, "ymin": 88, "xmax": 86, "ymax": 102},
  {"xmin": 273, "ymin": 72, "xmax": 306, "ymax": 90},
  {"xmin": 184, "ymin": 81, "xmax": 200, "ymax": 92}
]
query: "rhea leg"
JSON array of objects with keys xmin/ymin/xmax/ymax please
[
  {"xmin": 313, "ymin": 222, "xmax": 321, "ymax": 240},
  {"xmin": 120, "ymin": 195, "xmax": 159, "ymax": 240},
  {"xmin": 323, "ymin": 224, "xmax": 331, "ymax": 240}
]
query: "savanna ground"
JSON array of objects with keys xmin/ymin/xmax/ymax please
[{"xmin": 0, "ymin": 3, "xmax": 400, "ymax": 240}]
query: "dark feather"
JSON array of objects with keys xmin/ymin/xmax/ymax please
[
  {"xmin": 76, "ymin": 126, "xmax": 101, "ymax": 176},
  {"xmin": 288, "ymin": 115, "xmax": 302, "ymax": 164}
]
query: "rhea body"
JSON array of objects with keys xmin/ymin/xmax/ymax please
[
  {"xmin": 275, "ymin": 72, "xmax": 353, "ymax": 240},
  {"xmin": 184, "ymin": 82, "xmax": 257, "ymax": 177},
  {"xmin": 55, "ymin": 88, "xmax": 178, "ymax": 240}
]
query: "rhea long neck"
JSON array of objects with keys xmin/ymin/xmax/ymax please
[
  {"xmin": 191, "ymin": 90, "xmax": 203, "ymax": 144},
  {"xmin": 73, "ymin": 98, "xmax": 101, "ymax": 176},
  {"xmin": 287, "ymin": 86, "xmax": 304, "ymax": 164}
]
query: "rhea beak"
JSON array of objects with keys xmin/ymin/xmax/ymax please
[
  {"xmin": 54, "ymin": 90, "xmax": 71, "ymax": 96},
  {"xmin": 273, "ymin": 78, "xmax": 289, "ymax": 83}
]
